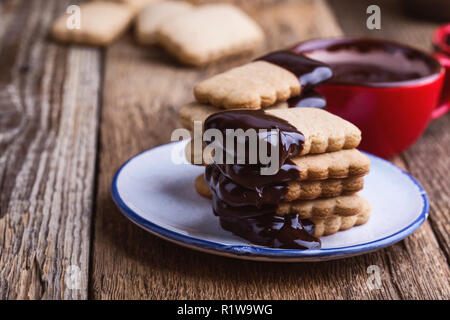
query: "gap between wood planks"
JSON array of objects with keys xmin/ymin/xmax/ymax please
[{"xmin": 87, "ymin": 48, "xmax": 106, "ymax": 302}]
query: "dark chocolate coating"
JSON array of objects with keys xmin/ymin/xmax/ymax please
[{"xmin": 220, "ymin": 214, "xmax": 321, "ymax": 250}]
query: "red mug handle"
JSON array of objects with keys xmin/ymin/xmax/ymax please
[{"xmin": 432, "ymin": 53, "xmax": 450, "ymax": 119}]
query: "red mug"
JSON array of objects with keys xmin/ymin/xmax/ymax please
[
  {"xmin": 433, "ymin": 23, "xmax": 450, "ymax": 117},
  {"xmin": 291, "ymin": 37, "xmax": 448, "ymax": 158}
]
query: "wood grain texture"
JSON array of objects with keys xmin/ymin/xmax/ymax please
[
  {"xmin": 0, "ymin": 0, "xmax": 101, "ymax": 299},
  {"xmin": 90, "ymin": 0, "xmax": 449, "ymax": 299}
]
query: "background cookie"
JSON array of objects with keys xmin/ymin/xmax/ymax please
[
  {"xmin": 135, "ymin": 1, "xmax": 194, "ymax": 45},
  {"xmin": 194, "ymin": 61, "xmax": 300, "ymax": 109},
  {"xmin": 98, "ymin": 0, "xmax": 160, "ymax": 13},
  {"xmin": 157, "ymin": 3, "xmax": 265, "ymax": 66},
  {"xmin": 52, "ymin": 2, "xmax": 134, "ymax": 46}
]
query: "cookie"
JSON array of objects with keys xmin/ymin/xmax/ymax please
[
  {"xmin": 266, "ymin": 108, "xmax": 361, "ymax": 155},
  {"xmin": 51, "ymin": 2, "xmax": 134, "ymax": 46},
  {"xmin": 219, "ymin": 207, "xmax": 370, "ymax": 243},
  {"xmin": 194, "ymin": 61, "xmax": 300, "ymax": 109},
  {"xmin": 209, "ymin": 149, "xmax": 369, "ymax": 190},
  {"xmin": 184, "ymin": 139, "xmax": 214, "ymax": 166},
  {"xmin": 177, "ymin": 100, "xmax": 304, "ymax": 130},
  {"xmin": 199, "ymin": 166, "xmax": 365, "ymax": 203},
  {"xmin": 135, "ymin": 1, "xmax": 194, "ymax": 45},
  {"xmin": 276, "ymin": 193, "xmax": 369, "ymax": 218},
  {"xmin": 179, "ymin": 102, "xmax": 221, "ymax": 131},
  {"xmin": 180, "ymin": 106, "xmax": 361, "ymax": 156},
  {"xmin": 278, "ymin": 194, "xmax": 371, "ymax": 237},
  {"xmin": 286, "ymin": 176, "xmax": 364, "ymax": 201},
  {"xmin": 311, "ymin": 206, "xmax": 370, "ymax": 237},
  {"xmin": 195, "ymin": 174, "xmax": 212, "ymax": 199},
  {"xmin": 178, "ymin": 101, "xmax": 290, "ymax": 131},
  {"xmin": 98, "ymin": 0, "xmax": 159, "ymax": 12},
  {"xmin": 157, "ymin": 3, "xmax": 265, "ymax": 66},
  {"xmin": 190, "ymin": 147, "xmax": 368, "ymax": 187},
  {"xmin": 291, "ymin": 149, "xmax": 370, "ymax": 180}
]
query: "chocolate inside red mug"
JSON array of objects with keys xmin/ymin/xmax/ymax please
[{"xmin": 291, "ymin": 38, "xmax": 447, "ymax": 158}]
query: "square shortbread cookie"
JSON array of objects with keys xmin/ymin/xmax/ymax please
[
  {"xmin": 157, "ymin": 3, "xmax": 265, "ymax": 66},
  {"xmin": 135, "ymin": 1, "xmax": 194, "ymax": 45},
  {"xmin": 194, "ymin": 61, "xmax": 300, "ymax": 109},
  {"xmin": 51, "ymin": 2, "xmax": 134, "ymax": 46}
]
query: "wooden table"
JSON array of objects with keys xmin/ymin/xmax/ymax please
[{"xmin": 0, "ymin": 0, "xmax": 449, "ymax": 300}]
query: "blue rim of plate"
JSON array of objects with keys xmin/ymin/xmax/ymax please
[{"xmin": 111, "ymin": 141, "xmax": 429, "ymax": 260}]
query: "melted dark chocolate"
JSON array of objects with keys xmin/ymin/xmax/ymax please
[
  {"xmin": 256, "ymin": 50, "xmax": 331, "ymax": 110},
  {"xmin": 204, "ymin": 109, "xmax": 304, "ymax": 168},
  {"xmin": 210, "ymin": 188, "xmax": 278, "ymax": 218},
  {"xmin": 291, "ymin": 38, "xmax": 442, "ymax": 86},
  {"xmin": 257, "ymin": 50, "xmax": 333, "ymax": 89},
  {"xmin": 209, "ymin": 180, "xmax": 321, "ymax": 250},
  {"xmin": 206, "ymin": 164, "xmax": 288, "ymax": 209},
  {"xmin": 287, "ymin": 90, "xmax": 326, "ymax": 109},
  {"xmin": 331, "ymin": 62, "xmax": 422, "ymax": 83},
  {"xmin": 214, "ymin": 160, "xmax": 300, "ymax": 190},
  {"xmin": 220, "ymin": 214, "xmax": 320, "ymax": 249}
]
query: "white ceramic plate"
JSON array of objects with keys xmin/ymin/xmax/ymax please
[{"xmin": 111, "ymin": 140, "xmax": 428, "ymax": 262}]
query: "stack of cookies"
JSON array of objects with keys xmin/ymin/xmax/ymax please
[{"xmin": 179, "ymin": 49, "xmax": 371, "ymax": 249}]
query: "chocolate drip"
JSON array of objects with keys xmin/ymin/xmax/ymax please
[
  {"xmin": 206, "ymin": 165, "xmax": 288, "ymax": 209},
  {"xmin": 215, "ymin": 160, "xmax": 300, "ymax": 190},
  {"xmin": 204, "ymin": 109, "xmax": 304, "ymax": 167},
  {"xmin": 257, "ymin": 50, "xmax": 333, "ymax": 89},
  {"xmin": 256, "ymin": 50, "xmax": 331, "ymax": 109},
  {"xmin": 287, "ymin": 90, "xmax": 326, "ymax": 109},
  {"xmin": 220, "ymin": 214, "xmax": 321, "ymax": 249},
  {"xmin": 209, "ymin": 178, "xmax": 321, "ymax": 248},
  {"xmin": 210, "ymin": 189, "xmax": 278, "ymax": 218}
]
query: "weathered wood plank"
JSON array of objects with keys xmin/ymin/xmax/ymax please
[
  {"xmin": 0, "ymin": 0, "xmax": 101, "ymax": 299},
  {"xmin": 403, "ymin": 115, "xmax": 450, "ymax": 260}
]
